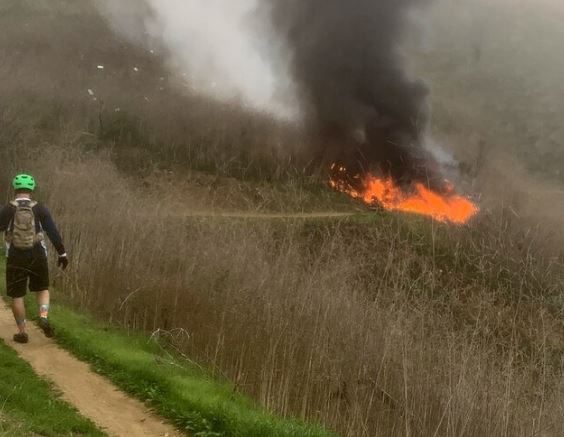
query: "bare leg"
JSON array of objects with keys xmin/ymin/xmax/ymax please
[
  {"xmin": 36, "ymin": 290, "xmax": 54, "ymax": 338},
  {"xmin": 36, "ymin": 290, "xmax": 50, "ymax": 319},
  {"xmin": 11, "ymin": 297, "xmax": 27, "ymax": 334}
]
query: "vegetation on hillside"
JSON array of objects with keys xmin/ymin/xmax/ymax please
[
  {"xmin": 0, "ymin": 0, "xmax": 309, "ymax": 184},
  {"xmin": 1, "ymin": 0, "xmax": 564, "ymax": 436},
  {"xmin": 38, "ymin": 298, "xmax": 332, "ymax": 437},
  {"xmin": 4, "ymin": 147, "xmax": 562, "ymax": 436}
]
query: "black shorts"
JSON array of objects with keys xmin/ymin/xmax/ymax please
[{"xmin": 5, "ymin": 246, "xmax": 50, "ymax": 298}]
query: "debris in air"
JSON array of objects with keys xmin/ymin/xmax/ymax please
[{"xmin": 87, "ymin": 89, "xmax": 98, "ymax": 102}]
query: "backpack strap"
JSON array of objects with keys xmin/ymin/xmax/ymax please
[
  {"xmin": 28, "ymin": 201, "xmax": 43, "ymax": 244},
  {"xmin": 7, "ymin": 200, "xmax": 18, "ymax": 234}
]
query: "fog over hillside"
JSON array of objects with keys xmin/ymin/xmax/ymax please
[
  {"xmin": 94, "ymin": 0, "xmax": 564, "ymax": 225},
  {"xmin": 412, "ymin": 0, "xmax": 564, "ymax": 226},
  {"xmin": 97, "ymin": 0, "xmax": 564, "ymax": 161}
]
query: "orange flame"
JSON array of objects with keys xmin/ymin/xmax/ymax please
[{"xmin": 330, "ymin": 165, "xmax": 479, "ymax": 224}]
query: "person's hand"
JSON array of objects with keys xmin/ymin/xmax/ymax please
[{"xmin": 58, "ymin": 254, "xmax": 69, "ymax": 270}]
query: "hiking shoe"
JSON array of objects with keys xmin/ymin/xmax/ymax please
[
  {"xmin": 39, "ymin": 319, "xmax": 54, "ymax": 338},
  {"xmin": 13, "ymin": 332, "xmax": 29, "ymax": 344}
]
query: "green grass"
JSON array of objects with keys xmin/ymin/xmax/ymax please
[
  {"xmin": 0, "ymin": 259, "xmax": 332, "ymax": 437},
  {"xmin": 45, "ymin": 306, "xmax": 333, "ymax": 437},
  {"xmin": 0, "ymin": 338, "xmax": 105, "ymax": 436}
]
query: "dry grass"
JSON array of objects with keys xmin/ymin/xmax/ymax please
[
  {"xmin": 2, "ymin": 1, "xmax": 564, "ymax": 435},
  {"xmin": 2, "ymin": 147, "xmax": 564, "ymax": 436}
]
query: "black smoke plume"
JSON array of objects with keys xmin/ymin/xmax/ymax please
[{"xmin": 265, "ymin": 0, "xmax": 440, "ymax": 189}]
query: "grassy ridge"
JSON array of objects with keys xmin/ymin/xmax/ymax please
[{"xmin": 0, "ymin": 338, "xmax": 105, "ymax": 436}]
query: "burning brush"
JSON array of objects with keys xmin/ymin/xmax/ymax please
[
  {"xmin": 267, "ymin": 0, "xmax": 480, "ymax": 225},
  {"xmin": 329, "ymin": 163, "xmax": 479, "ymax": 225}
]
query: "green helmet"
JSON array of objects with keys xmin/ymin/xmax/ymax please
[{"xmin": 12, "ymin": 174, "xmax": 36, "ymax": 191}]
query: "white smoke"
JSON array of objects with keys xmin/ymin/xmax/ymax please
[{"xmin": 97, "ymin": 0, "xmax": 297, "ymax": 117}]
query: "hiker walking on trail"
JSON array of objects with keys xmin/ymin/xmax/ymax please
[{"xmin": 0, "ymin": 174, "xmax": 68, "ymax": 344}]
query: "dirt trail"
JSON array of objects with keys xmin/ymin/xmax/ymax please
[
  {"xmin": 0, "ymin": 304, "xmax": 180, "ymax": 437},
  {"xmin": 183, "ymin": 211, "xmax": 357, "ymax": 219}
]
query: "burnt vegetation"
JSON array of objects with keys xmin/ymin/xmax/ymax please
[{"xmin": 2, "ymin": 1, "xmax": 564, "ymax": 436}]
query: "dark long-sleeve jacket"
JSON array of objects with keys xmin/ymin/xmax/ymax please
[{"xmin": 0, "ymin": 200, "xmax": 66, "ymax": 257}]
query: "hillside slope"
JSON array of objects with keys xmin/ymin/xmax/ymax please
[{"xmin": 1, "ymin": 0, "xmax": 564, "ymax": 436}]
